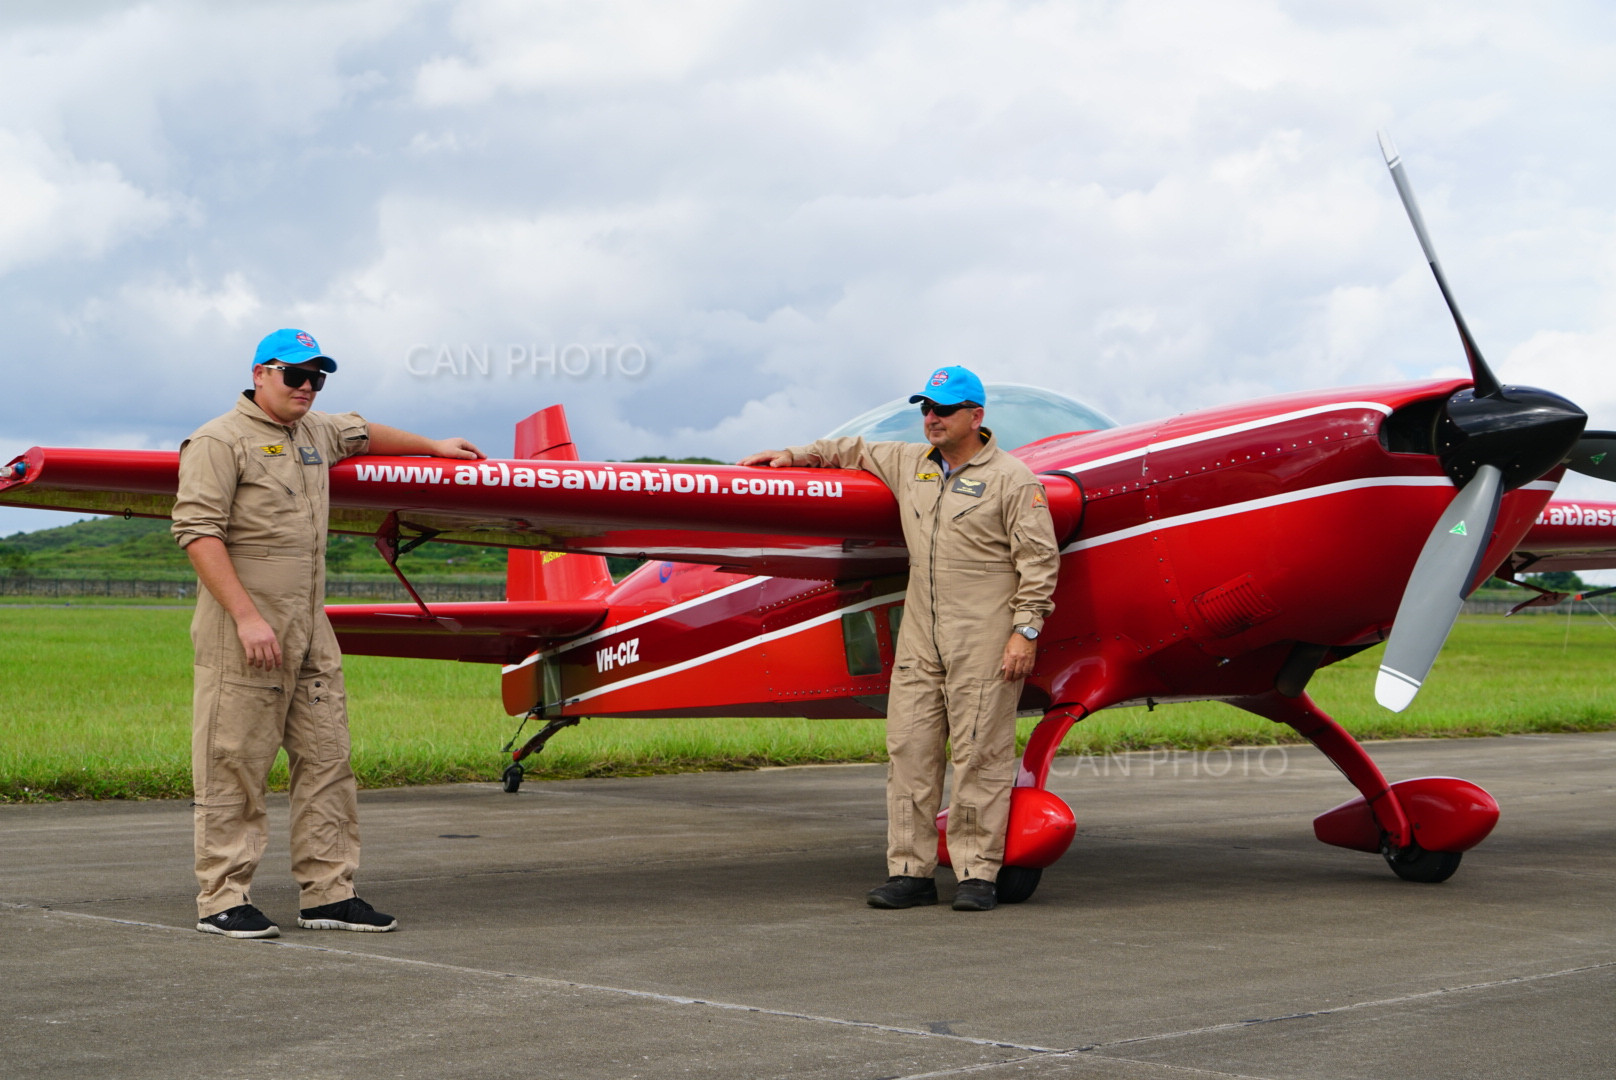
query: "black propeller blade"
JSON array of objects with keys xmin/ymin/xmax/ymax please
[
  {"xmin": 1374, "ymin": 134, "xmax": 1589, "ymax": 711},
  {"xmin": 1565, "ymin": 430, "xmax": 1616, "ymax": 482},
  {"xmin": 1378, "ymin": 131, "xmax": 1503, "ymax": 398}
]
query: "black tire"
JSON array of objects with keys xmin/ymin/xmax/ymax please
[
  {"xmin": 1384, "ymin": 844, "xmax": 1462, "ymax": 883},
  {"xmin": 501, "ymin": 763, "xmax": 524, "ymax": 794},
  {"xmin": 996, "ymin": 865, "xmax": 1042, "ymax": 904}
]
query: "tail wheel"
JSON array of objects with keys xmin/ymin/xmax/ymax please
[
  {"xmin": 1384, "ymin": 843, "xmax": 1462, "ymax": 883},
  {"xmin": 996, "ymin": 865, "xmax": 1042, "ymax": 904}
]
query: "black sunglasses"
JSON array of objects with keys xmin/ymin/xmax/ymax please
[
  {"xmin": 261, "ymin": 363, "xmax": 327, "ymax": 392},
  {"xmin": 919, "ymin": 401, "xmax": 975, "ymax": 418}
]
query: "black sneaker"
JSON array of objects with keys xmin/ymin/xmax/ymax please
[
  {"xmin": 197, "ymin": 903, "xmax": 280, "ymax": 938},
  {"xmin": 866, "ymin": 875, "xmax": 938, "ymax": 909},
  {"xmin": 297, "ymin": 896, "xmax": 397, "ymax": 932},
  {"xmin": 952, "ymin": 878, "xmax": 998, "ymax": 911}
]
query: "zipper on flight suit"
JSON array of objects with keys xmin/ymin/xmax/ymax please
[{"xmin": 927, "ymin": 465, "xmax": 946, "ymax": 654}]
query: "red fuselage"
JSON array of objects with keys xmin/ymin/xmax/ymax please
[{"xmin": 509, "ymin": 378, "xmax": 1559, "ymax": 719}]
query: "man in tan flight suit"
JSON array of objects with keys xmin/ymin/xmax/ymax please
[
  {"xmin": 741, "ymin": 366, "xmax": 1059, "ymax": 911},
  {"xmin": 173, "ymin": 328, "xmax": 483, "ymax": 938}
]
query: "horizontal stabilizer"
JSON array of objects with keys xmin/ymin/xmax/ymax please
[{"xmin": 327, "ymin": 601, "xmax": 606, "ymax": 664}]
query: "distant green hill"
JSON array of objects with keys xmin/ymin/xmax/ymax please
[{"xmin": 0, "ymin": 516, "xmax": 506, "ymax": 579}]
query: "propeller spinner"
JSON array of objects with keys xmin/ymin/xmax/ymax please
[{"xmin": 1374, "ymin": 134, "xmax": 1590, "ymax": 711}]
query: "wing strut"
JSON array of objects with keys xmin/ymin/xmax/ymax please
[{"xmin": 372, "ymin": 512, "xmax": 461, "ymax": 630}]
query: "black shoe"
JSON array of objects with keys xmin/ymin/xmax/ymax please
[
  {"xmin": 952, "ymin": 879, "xmax": 998, "ymax": 911},
  {"xmin": 866, "ymin": 875, "xmax": 938, "ymax": 909},
  {"xmin": 297, "ymin": 896, "xmax": 397, "ymax": 932},
  {"xmin": 197, "ymin": 903, "xmax": 280, "ymax": 938}
]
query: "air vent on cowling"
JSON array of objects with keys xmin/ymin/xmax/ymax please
[{"xmin": 1192, "ymin": 574, "xmax": 1278, "ymax": 638}]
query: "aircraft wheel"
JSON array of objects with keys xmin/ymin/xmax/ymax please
[
  {"xmin": 996, "ymin": 865, "xmax": 1042, "ymax": 904},
  {"xmin": 501, "ymin": 763, "xmax": 524, "ymax": 794},
  {"xmin": 1383, "ymin": 843, "xmax": 1462, "ymax": 883}
]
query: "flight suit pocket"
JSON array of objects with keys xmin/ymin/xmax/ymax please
[
  {"xmin": 951, "ymin": 502, "xmax": 984, "ymax": 521},
  {"xmin": 209, "ymin": 677, "xmax": 287, "ymax": 762},
  {"xmin": 245, "ymin": 448, "xmax": 299, "ymax": 503},
  {"xmin": 950, "ymin": 490, "xmax": 1003, "ymax": 526},
  {"xmin": 286, "ymin": 677, "xmax": 351, "ymax": 765}
]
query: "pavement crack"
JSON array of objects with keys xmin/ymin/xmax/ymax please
[
  {"xmin": 7, "ymin": 903, "xmax": 1066, "ymax": 1055},
  {"xmin": 1091, "ymin": 960, "xmax": 1616, "ymax": 1050}
]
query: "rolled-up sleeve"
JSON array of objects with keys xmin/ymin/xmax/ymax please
[
  {"xmin": 171, "ymin": 436, "xmax": 238, "ymax": 550},
  {"xmin": 1003, "ymin": 479, "xmax": 1060, "ymax": 632},
  {"xmin": 328, "ymin": 411, "xmax": 370, "ymax": 462}
]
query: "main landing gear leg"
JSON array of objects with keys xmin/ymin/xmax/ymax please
[
  {"xmin": 500, "ymin": 713, "xmax": 580, "ymax": 793},
  {"xmin": 1231, "ymin": 691, "xmax": 1497, "ymax": 882}
]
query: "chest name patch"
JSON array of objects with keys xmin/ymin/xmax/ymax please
[
  {"xmin": 951, "ymin": 476, "xmax": 986, "ymax": 497},
  {"xmin": 260, "ymin": 444, "xmax": 285, "ymax": 457},
  {"xmin": 298, "ymin": 446, "xmax": 323, "ymax": 465}
]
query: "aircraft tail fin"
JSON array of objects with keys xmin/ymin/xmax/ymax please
[{"xmin": 506, "ymin": 406, "xmax": 615, "ymax": 602}]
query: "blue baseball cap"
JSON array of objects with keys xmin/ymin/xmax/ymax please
[
  {"xmin": 909, "ymin": 366, "xmax": 984, "ymax": 408},
  {"xmin": 252, "ymin": 328, "xmax": 337, "ymax": 373}
]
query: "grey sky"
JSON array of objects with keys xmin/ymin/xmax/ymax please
[{"xmin": 5, "ymin": 0, "xmax": 1616, "ymax": 544}]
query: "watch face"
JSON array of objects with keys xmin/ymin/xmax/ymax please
[{"xmin": 1017, "ymin": 626, "xmax": 1038, "ymax": 640}]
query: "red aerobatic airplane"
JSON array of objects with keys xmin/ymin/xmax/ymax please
[{"xmin": 7, "ymin": 137, "xmax": 1616, "ymax": 902}]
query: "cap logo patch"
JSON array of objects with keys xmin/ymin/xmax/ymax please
[
  {"xmin": 295, "ymin": 332, "xmax": 316, "ymax": 348},
  {"xmin": 929, "ymin": 369, "xmax": 949, "ymax": 386}
]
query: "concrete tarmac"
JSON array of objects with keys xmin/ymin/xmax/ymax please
[{"xmin": 3, "ymin": 732, "xmax": 1613, "ymax": 1079}]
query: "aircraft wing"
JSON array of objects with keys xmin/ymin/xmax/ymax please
[
  {"xmin": 1506, "ymin": 499, "xmax": 1616, "ymax": 574},
  {"xmin": 1, "ymin": 447, "xmax": 1083, "ymax": 581},
  {"xmin": 0, "ymin": 448, "xmax": 178, "ymax": 520}
]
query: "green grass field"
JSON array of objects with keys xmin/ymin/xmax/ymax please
[{"xmin": 2, "ymin": 605, "xmax": 1613, "ymax": 801}]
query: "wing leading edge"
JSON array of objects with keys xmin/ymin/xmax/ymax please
[{"xmin": 2, "ymin": 447, "xmax": 1085, "ymax": 580}]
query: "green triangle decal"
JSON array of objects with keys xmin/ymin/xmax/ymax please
[
  {"xmin": 1451, "ymin": 521, "xmax": 1468, "ymax": 536},
  {"xmin": 1592, "ymin": 452, "xmax": 1608, "ymax": 466}
]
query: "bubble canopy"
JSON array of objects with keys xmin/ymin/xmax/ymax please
[{"xmin": 823, "ymin": 383, "xmax": 1116, "ymax": 451}]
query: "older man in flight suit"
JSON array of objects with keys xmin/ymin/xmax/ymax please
[
  {"xmin": 173, "ymin": 328, "xmax": 483, "ymax": 938},
  {"xmin": 741, "ymin": 366, "xmax": 1059, "ymax": 911}
]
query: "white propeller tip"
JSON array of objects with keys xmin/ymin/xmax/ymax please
[
  {"xmin": 1377, "ymin": 130, "xmax": 1400, "ymax": 165},
  {"xmin": 1375, "ymin": 666, "xmax": 1420, "ymax": 712}
]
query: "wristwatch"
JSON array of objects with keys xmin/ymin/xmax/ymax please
[{"xmin": 1014, "ymin": 625, "xmax": 1039, "ymax": 641}]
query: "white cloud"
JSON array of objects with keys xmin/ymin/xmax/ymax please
[
  {"xmin": 1, "ymin": 0, "xmax": 1615, "ymax": 483},
  {"xmin": 117, "ymin": 272, "xmax": 263, "ymax": 335},
  {"xmin": 416, "ymin": 0, "xmax": 759, "ymax": 104},
  {"xmin": 0, "ymin": 130, "xmax": 172, "ymax": 275}
]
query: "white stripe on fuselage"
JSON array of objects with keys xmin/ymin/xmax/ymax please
[
  {"xmin": 502, "ymin": 576, "xmax": 767, "ymax": 673},
  {"xmin": 1063, "ymin": 475, "xmax": 1559, "ymax": 555},
  {"xmin": 565, "ymin": 589, "xmax": 907, "ymax": 706}
]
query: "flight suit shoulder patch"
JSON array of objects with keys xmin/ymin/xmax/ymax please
[{"xmin": 1030, "ymin": 487, "xmax": 1048, "ymax": 509}]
